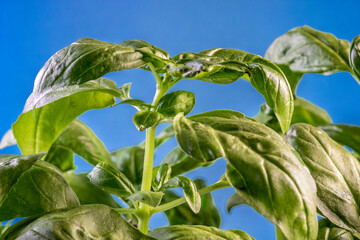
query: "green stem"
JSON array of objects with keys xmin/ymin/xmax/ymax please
[
  {"xmin": 114, "ymin": 208, "xmax": 137, "ymax": 215},
  {"xmin": 152, "ymin": 181, "xmax": 230, "ymax": 214}
]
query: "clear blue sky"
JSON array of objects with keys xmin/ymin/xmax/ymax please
[{"xmin": 1, "ymin": 1, "xmax": 360, "ymax": 239}]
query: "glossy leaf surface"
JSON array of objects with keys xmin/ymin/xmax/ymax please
[
  {"xmin": 64, "ymin": 172, "xmax": 120, "ymax": 208},
  {"xmin": 153, "ymin": 163, "xmax": 172, "ymax": 191},
  {"xmin": 13, "ymin": 78, "xmax": 122, "ymax": 155},
  {"xmin": 163, "ymin": 179, "xmax": 221, "ymax": 227},
  {"xmin": 133, "ymin": 110, "xmax": 163, "ymax": 131},
  {"xmin": 172, "ymin": 49, "xmax": 294, "ymax": 132},
  {"xmin": 1, "ymin": 205, "xmax": 154, "ymax": 240},
  {"xmin": 350, "ymin": 35, "xmax": 360, "ymax": 83},
  {"xmin": 320, "ymin": 124, "xmax": 360, "ymax": 154},
  {"xmin": 266, "ymin": 26, "xmax": 351, "ymax": 75},
  {"xmin": 0, "ymin": 154, "xmax": 79, "ymax": 221},
  {"xmin": 287, "ymin": 123, "xmax": 360, "ymax": 234},
  {"xmin": 88, "ymin": 162, "xmax": 136, "ymax": 198},
  {"xmin": 160, "ymin": 147, "xmax": 212, "ymax": 177},
  {"xmin": 174, "ymin": 110, "xmax": 318, "ymax": 240},
  {"xmin": 149, "ymin": 225, "xmax": 254, "ymax": 240},
  {"xmin": 128, "ymin": 191, "xmax": 164, "ymax": 207},
  {"xmin": 0, "ymin": 129, "xmax": 16, "ymax": 150},
  {"xmin": 164, "ymin": 176, "xmax": 201, "ymax": 213},
  {"xmin": 157, "ymin": 91, "xmax": 196, "ymax": 117},
  {"xmin": 317, "ymin": 218, "xmax": 355, "ymax": 240}
]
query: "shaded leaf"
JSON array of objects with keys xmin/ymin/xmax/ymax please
[
  {"xmin": 160, "ymin": 147, "xmax": 212, "ymax": 177},
  {"xmin": 318, "ymin": 218, "xmax": 356, "ymax": 240},
  {"xmin": 1, "ymin": 205, "xmax": 154, "ymax": 240},
  {"xmin": 149, "ymin": 225, "xmax": 254, "ymax": 240},
  {"xmin": 226, "ymin": 193, "xmax": 245, "ymax": 213},
  {"xmin": 174, "ymin": 110, "xmax": 318, "ymax": 240},
  {"xmin": 64, "ymin": 172, "xmax": 120, "ymax": 208},
  {"xmin": 320, "ymin": 124, "xmax": 360, "ymax": 154},
  {"xmin": 0, "ymin": 129, "xmax": 16, "ymax": 150},
  {"xmin": 157, "ymin": 91, "xmax": 196, "ymax": 117},
  {"xmin": 133, "ymin": 110, "xmax": 164, "ymax": 131},
  {"xmin": 128, "ymin": 191, "xmax": 164, "ymax": 207},
  {"xmin": 163, "ymin": 179, "xmax": 221, "ymax": 227},
  {"xmin": 88, "ymin": 162, "xmax": 136, "ymax": 198},
  {"xmin": 266, "ymin": 25, "xmax": 351, "ymax": 75},
  {"xmin": 350, "ymin": 35, "xmax": 360, "ymax": 83},
  {"xmin": 153, "ymin": 163, "xmax": 172, "ymax": 191},
  {"xmin": 45, "ymin": 120, "xmax": 112, "ymax": 171},
  {"xmin": 287, "ymin": 123, "xmax": 360, "ymax": 235},
  {"xmin": 171, "ymin": 49, "xmax": 294, "ymax": 132},
  {"xmin": 0, "ymin": 154, "xmax": 80, "ymax": 221},
  {"xmin": 13, "ymin": 78, "xmax": 123, "ymax": 155}
]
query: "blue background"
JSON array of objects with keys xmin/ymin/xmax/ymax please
[{"xmin": 1, "ymin": 1, "xmax": 360, "ymax": 239}]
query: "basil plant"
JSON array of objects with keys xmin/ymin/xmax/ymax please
[{"xmin": 1, "ymin": 25, "xmax": 360, "ymax": 240}]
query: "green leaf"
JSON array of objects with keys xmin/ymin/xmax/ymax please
[
  {"xmin": 13, "ymin": 78, "xmax": 123, "ymax": 155},
  {"xmin": 276, "ymin": 64, "xmax": 304, "ymax": 96},
  {"xmin": 164, "ymin": 176, "xmax": 201, "ymax": 213},
  {"xmin": 116, "ymin": 99, "xmax": 152, "ymax": 111},
  {"xmin": 0, "ymin": 154, "xmax": 80, "ymax": 221},
  {"xmin": 112, "ymin": 145, "xmax": 145, "ymax": 189},
  {"xmin": 149, "ymin": 225, "xmax": 254, "ymax": 240},
  {"xmin": 118, "ymin": 40, "xmax": 170, "ymax": 71},
  {"xmin": 128, "ymin": 191, "xmax": 164, "ymax": 207},
  {"xmin": 0, "ymin": 221, "xmax": 12, "ymax": 236},
  {"xmin": 266, "ymin": 25, "xmax": 351, "ymax": 75},
  {"xmin": 226, "ymin": 193, "xmax": 245, "ymax": 213},
  {"xmin": 171, "ymin": 49, "xmax": 294, "ymax": 132},
  {"xmin": 0, "ymin": 129, "xmax": 16, "ymax": 150},
  {"xmin": 153, "ymin": 124, "xmax": 175, "ymax": 147},
  {"xmin": 174, "ymin": 110, "xmax": 318, "ymax": 240},
  {"xmin": 287, "ymin": 123, "xmax": 360, "ymax": 235},
  {"xmin": 88, "ymin": 162, "xmax": 136, "ymax": 198},
  {"xmin": 318, "ymin": 218, "xmax": 356, "ymax": 240},
  {"xmin": 163, "ymin": 179, "xmax": 221, "ymax": 227},
  {"xmin": 153, "ymin": 163, "xmax": 172, "ymax": 191},
  {"xmin": 159, "ymin": 147, "xmax": 212, "ymax": 177},
  {"xmin": 320, "ymin": 124, "xmax": 360, "ymax": 154},
  {"xmin": 350, "ymin": 35, "xmax": 360, "ymax": 83},
  {"xmin": 133, "ymin": 110, "xmax": 164, "ymax": 131},
  {"xmin": 63, "ymin": 172, "xmax": 120, "ymax": 208},
  {"xmin": 255, "ymin": 97, "xmax": 332, "ymax": 132},
  {"xmin": 45, "ymin": 119, "xmax": 112, "ymax": 172},
  {"xmin": 1, "ymin": 205, "xmax": 154, "ymax": 240},
  {"xmin": 157, "ymin": 91, "xmax": 196, "ymax": 117}
]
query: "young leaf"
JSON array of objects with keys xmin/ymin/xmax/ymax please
[
  {"xmin": 171, "ymin": 49, "xmax": 294, "ymax": 133},
  {"xmin": 128, "ymin": 191, "xmax": 164, "ymax": 207},
  {"xmin": 0, "ymin": 129, "xmax": 16, "ymax": 150},
  {"xmin": 266, "ymin": 25, "xmax": 351, "ymax": 75},
  {"xmin": 287, "ymin": 123, "xmax": 360, "ymax": 235},
  {"xmin": 63, "ymin": 172, "xmax": 120, "ymax": 208},
  {"xmin": 133, "ymin": 110, "xmax": 164, "ymax": 131},
  {"xmin": 0, "ymin": 154, "xmax": 80, "ymax": 221},
  {"xmin": 118, "ymin": 40, "xmax": 170, "ymax": 71},
  {"xmin": 156, "ymin": 91, "xmax": 196, "ymax": 117},
  {"xmin": 318, "ymin": 218, "xmax": 356, "ymax": 240},
  {"xmin": 149, "ymin": 225, "xmax": 254, "ymax": 240},
  {"xmin": 320, "ymin": 124, "xmax": 360, "ymax": 154},
  {"xmin": 164, "ymin": 176, "xmax": 201, "ymax": 214},
  {"xmin": 174, "ymin": 110, "xmax": 318, "ymax": 240},
  {"xmin": 350, "ymin": 35, "xmax": 360, "ymax": 83},
  {"xmin": 88, "ymin": 162, "xmax": 136, "ymax": 198},
  {"xmin": 45, "ymin": 119, "xmax": 113, "ymax": 172},
  {"xmin": 162, "ymin": 179, "xmax": 221, "ymax": 227},
  {"xmin": 159, "ymin": 147, "xmax": 212, "ymax": 177},
  {"xmin": 116, "ymin": 99, "xmax": 151, "ymax": 111},
  {"xmin": 13, "ymin": 78, "xmax": 123, "ymax": 155},
  {"xmin": 153, "ymin": 163, "xmax": 172, "ymax": 191},
  {"xmin": 226, "ymin": 193, "xmax": 245, "ymax": 213},
  {"xmin": 0, "ymin": 205, "xmax": 154, "ymax": 240}
]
